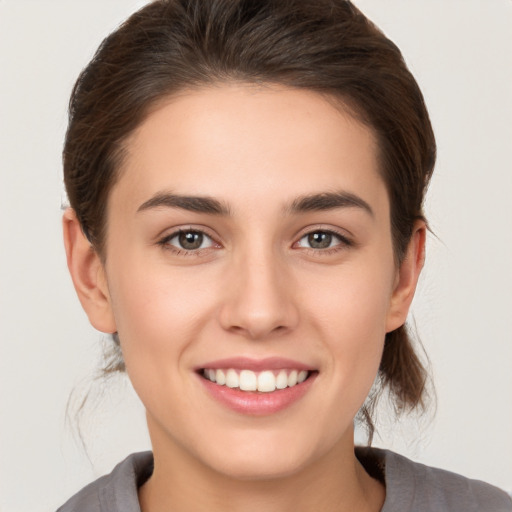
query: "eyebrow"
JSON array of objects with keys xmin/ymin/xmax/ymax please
[
  {"xmin": 137, "ymin": 193, "xmax": 231, "ymax": 215},
  {"xmin": 137, "ymin": 190, "xmax": 373, "ymax": 217},
  {"xmin": 287, "ymin": 191, "xmax": 374, "ymax": 217}
]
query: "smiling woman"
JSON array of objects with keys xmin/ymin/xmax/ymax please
[{"xmin": 55, "ymin": 1, "xmax": 511, "ymax": 511}]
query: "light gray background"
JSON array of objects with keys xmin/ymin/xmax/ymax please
[{"xmin": 0, "ymin": 1, "xmax": 511, "ymax": 511}]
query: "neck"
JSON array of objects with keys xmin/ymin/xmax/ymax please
[{"xmin": 139, "ymin": 424, "xmax": 385, "ymax": 512}]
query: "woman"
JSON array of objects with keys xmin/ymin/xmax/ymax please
[{"xmin": 57, "ymin": 0, "xmax": 511, "ymax": 510}]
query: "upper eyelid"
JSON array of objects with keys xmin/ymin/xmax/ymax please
[
  {"xmin": 299, "ymin": 229, "xmax": 346, "ymax": 241},
  {"xmin": 158, "ymin": 225, "xmax": 219, "ymax": 243},
  {"xmin": 158, "ymin": 228, "xmax": 220, "ymax": 255},
  {"xmin": 294, "ymin": 225, "xmax": 353, "ymax": 242},
  {"xmin": 165, "ymin": 229, "xmax": 213, "ymax": 243},
  {"xmin": 156, "ymin": 225, "xmax": 353, "ymax": 248},
  {"xmin": 295, "ymin": 231, "xmax": 351, "ymax": 248},
  {"xmin": 292, "ymin": 226, "xmax": 356, "ymax": 255}
]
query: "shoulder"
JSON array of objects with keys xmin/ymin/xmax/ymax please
[
  {"xmin": 357, "ymin": 447, "xmax": 512, "ymax": 512},
  {"xmin": 56, "ymin": 451, "xmax": 153, "ymax": 512}
]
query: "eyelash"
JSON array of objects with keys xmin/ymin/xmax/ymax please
[
  {"xmin": 157, "ymin": 227, "xmax": 353, "ymax": 256},
  {"xmin": 294, "ymin": 228, "xmax": 353, "ymax": 254},
  {"xmin": 157, "ymin": 228, "xmax": 219, "ymax": 256}
]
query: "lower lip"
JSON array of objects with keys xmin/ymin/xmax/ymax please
[{"xmin": 198, "ymin": 372, "xmax": 317, "ymax": 415}]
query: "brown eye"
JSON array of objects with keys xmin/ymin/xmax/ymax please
[
  {"xmin": 179, "ymin": 231, "xmax": 204, "ymax": 250},
  {"xmin": 164, "ymin": 230, "xmax": 215, "ymax": 251},
  {"xmin": 307, "ymin": 232, "xmax": 333, "ymax": 249},
  {"xmin": 296, "ymin": 230, "xmax": 350, "ymax": 251}
]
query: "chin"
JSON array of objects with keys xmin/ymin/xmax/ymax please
[
  {"xmin": 194, "ymin": 426, "xmax": 334, "ymax": 481},
  {"xmin": 207, "ymin": 451, "xmax": 310, "ymax": 481}
]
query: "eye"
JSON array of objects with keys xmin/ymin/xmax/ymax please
[
  {"xmin": 163, "ymin": 230, "xmax": 215, "ymax": 251},
  {"xmin": 296, "ymin": 230, "xmax": 349, "ymax": 250}
]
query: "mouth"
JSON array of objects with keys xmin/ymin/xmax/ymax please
[
  {"xmin": 200, "ymin": 367, "xmax": 312, "ymax": 393},
  {"xmin": 196, "ymin": 359, "xmax": 318, "ymax": 415}
]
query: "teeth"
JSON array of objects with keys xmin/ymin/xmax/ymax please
[
  {"xmin": 225, "ymin": 369, "xmax": 239, "ymax": 388},
  {"xmin": 216, "ymin": 369, "xmax": 226, "ymax": 385},
  {"xmin": 203, "ymin": 368, "xmax": 310, "ymax": 392},
  {"xmin": 276, "ymin": 370, "xmax": 288, "ymax": 389},
  {"xmin": 239, "ymin": 370, "xmax": 257, "ymax": 391},
  {"xmin": 257, "ymin": 371, "xmax": 276, "ymax": 392},
  {"xmin": 297, "ymin": 370, "xmax": 308, "ymax": 383},
  {"xmin": 287, "ymin": 370, "xmax": 298, "ymax": 387}
]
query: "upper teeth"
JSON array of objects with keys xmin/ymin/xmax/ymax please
[{"xmin": 203, "ymin": 368, "xmax": 309, "ymax": 393}]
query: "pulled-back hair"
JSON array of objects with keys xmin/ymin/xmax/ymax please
[{"xmin": 64, "ymin": 0, "xmax": 436, "ymax": 440}]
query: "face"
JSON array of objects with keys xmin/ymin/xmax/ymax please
[{"xmin": 85, "ymin": 84, "xmax": 415, "ymax": 479}]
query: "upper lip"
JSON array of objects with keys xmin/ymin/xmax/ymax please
[{"xmin": 196, "ymin": 357, "xmax": 315, "ymax": 372}]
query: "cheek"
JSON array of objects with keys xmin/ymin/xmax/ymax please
[
  {"xmin": 303, "ymin": 254, "xmax": 395, "ymax": 384},
  {"xmin": 104, "ymin": 264, "xmax": 219, "ymax": 421},
  {"xmin": 105, "ymin": 259, "xmax": 212, "ymax": 366},
  {"xmin": 308, "ymin": 257, "xmax": 395, "ymax": 339}
]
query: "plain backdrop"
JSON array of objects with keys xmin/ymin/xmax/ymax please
[{"xmin": 0, "ymin": 1, "xmax": 511, "ymax": 510}]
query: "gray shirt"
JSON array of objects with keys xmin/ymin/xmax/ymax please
[{"xmin": 57, "ymin": 448, "xmax": 512, "ymax": 511}]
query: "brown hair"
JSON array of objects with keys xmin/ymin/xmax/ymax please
[{"xmin": 64, "ymin": 0, "xmax": 436, "ymax": 440}]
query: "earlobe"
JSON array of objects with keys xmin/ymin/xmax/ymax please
[
  {"xmin": 386, "ymin": 220, "xmax": 426, "ymax": 333},
  {"xmin": 62, "ymin": 208, "xmax": 117, "ymax": 333}
]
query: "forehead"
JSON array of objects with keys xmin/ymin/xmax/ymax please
[{"xmin": 113, "ymin": 84, "xmax": 388, "ymax": 217}]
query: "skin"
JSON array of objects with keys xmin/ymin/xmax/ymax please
[{"xmin": 63, "ymin": 84, "xmax": 425, "ymax": 512}]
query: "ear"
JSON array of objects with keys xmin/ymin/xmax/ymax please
[
  {"xmin": 386, "ymin": 220, "xmax": 426, "ymax": 332},
  {"xmin": 63, "ymin": 208, "xmax": 117, "ymax": 333}
]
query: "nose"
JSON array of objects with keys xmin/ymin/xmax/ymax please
[{"xmin": 218, "ymin": 249, "xmax": 300, "ymax": 340}]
